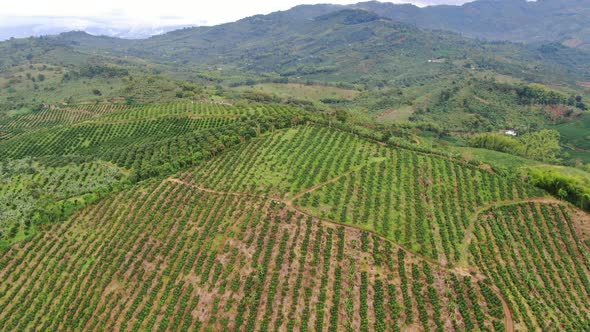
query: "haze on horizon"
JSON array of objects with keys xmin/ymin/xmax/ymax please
[{"xmin": 0, "ymin": 0, "xmax": 473, "ymax": 40}]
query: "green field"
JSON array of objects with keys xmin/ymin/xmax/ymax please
[
  {"xmin": 553, "ymin": 113, "xmax": 590, "ymax": 162},
  {"xmin": 234, "ymin": 83, "xmax": 361, "ymax": 102},
  {"xmin": 1, "ymin": 117, "xmax": 587, "ymax": 330},
  {"xmin": 1, "ymin": 3, "xmax": 590, "ymax": 331},
  {"xmin": 554, "ymin": 113, "xmax": 590, "ymax": 151}
]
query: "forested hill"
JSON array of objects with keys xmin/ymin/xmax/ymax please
[
  {"xmin": 7, "ymin": 6, "xmax": 590, "ymax": 87},
  {"xmin": 352, "ymin": 0, "xmax": 590, "ymax": 51}
]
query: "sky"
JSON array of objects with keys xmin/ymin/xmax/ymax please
[{"xmin": 0, "ymin": 0, "xmax": 473, "ymax": 39}]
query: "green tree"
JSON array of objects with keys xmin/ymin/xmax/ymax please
[
  {"xmin": 558, "ymin": 188, "xmax": 568, "ymax": 201},
  {"xmin": 518, "ymin": 129, "xmax": 561, "ymax": 162}
]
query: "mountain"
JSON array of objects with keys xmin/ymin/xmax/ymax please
[
  {"xmin": 3, "ymin": 0, "xmax": 588, "ymax": 49},
  {"xmin": 0, "ymin": 20, "xmax": 193, "ymax": 41},
  {"xmin": 37, "ymin": 7, "xmax": 590, "ymax": 85},
  {"xmin": 1, "ymin": 6, "xmax": 589, "ymax": 134},
  {"xmin": 353, "ymin": 0, "xmax": 590, "ymax": 50}
]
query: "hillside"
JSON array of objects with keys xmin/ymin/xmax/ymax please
[
  {"xmin": 1, "ymin": 3, "xmax": 590, "ymax": 331},
  {"xmin": 352, "ymin": 0, "xmax": 590, "ymax": 51},
  {"xmin": 1, "ymin": 6, "xmax": 589, "ymax": 144},
  {"xmin": 0, "ymin": 106, "xmax": 588, "ymax": 330}
]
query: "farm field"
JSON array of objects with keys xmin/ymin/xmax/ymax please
[
  {"xmin": 2, "ymin": 3, "xmax": 590, "ymax": 331},
  {"xmin": 0, "ymin": 102, "xmax": 307, "ymax": 244},
  {"xmin": 233, "ymin": 83, "xmax": 361, "ymax": 103},
  {"xmin": 553, "ymin": 113, "xmax": 590, "ymax": 151},
  {"xmin": 183, "ymin": 125, "xmax": 543, "ymax": 263},
  {"xmin": 0, "ymin": 100, "xmax": 587, "ymax": 332},
  {"xmin": 0, "ymin": 159, "xmax": 129, "ymax": 245},
  {"xmin": 469, "ymin": 202, "xmax": 590, "ymax": 330},
  {"xmin": 0, "ymin": 177, "xmax": 505, "ymax": 331},
  {"xmin": 0, "ymin": 122, "xmax": 587, "ymax": 331}
]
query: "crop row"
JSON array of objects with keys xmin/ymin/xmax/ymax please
[
  {"xmin": 0, "ymin": 178, "xmax": 503, "ymax": 330},
  {"xmin": 0, "ymin": 104, "xmax": 125, "ymax": 139},
  {"xmin": 95, "ymin": 102, "xmax": 298, "ymax": 122},
  {"xmin": 182, "ymin": 125, "xmax": 542, "ymax": 262},
  {"xmin": 183, "ymin": 125, "xmax": 388, "ymax": 197},
  {"xmin": 0, "ymin": 117, "xmax": 237, "ymax": 160},
  {"xmin": 296, "ymin": 149, "xmax": 540, "ymax": 261},
  {"xmin": 469, "ymin": 202, "xmax": 590, "ymax": 330}
]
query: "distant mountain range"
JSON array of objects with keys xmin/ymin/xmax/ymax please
[
  {"xmin": 0, "ymin": 19, "xmax": 193, "ymax": 40},
  {"xmin": 3, "ymin": 4, "xmax": 588, "ymax": 87},
  {"xmin": 352, "ymin": 0, "xmax": 590, "ymax": 50},
  {"xmin": 1, "ymin": 0, "xmax": 588, "ymax": 51},
  {"xmin": 1, "ymin": 1, "xmax": 589, "ymax": 133}
]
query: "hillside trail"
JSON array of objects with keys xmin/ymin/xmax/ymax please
[
  {"xmin": 457, "ymin": 196, "xmax": 566, "ymax": 267},
  {"xmin": 286, "ymin": 157, "xmax": 386, "ymax": 204},
  {"xmin": 167, "ymin": 176, "xmax": 517, "ymax": 331}
]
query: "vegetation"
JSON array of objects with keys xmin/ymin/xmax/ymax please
[
  {"xmin": 470, "ymin": 129, "xmax": 562, "ymax": 162},
  {"xmin": 525, "ymin": 166, "xmax": 590, "ymax": 211},
  {"xmin": 0, "ymin": 159, "xmax": 128, "ymax": 245},
  {"xmin": 0, "ymin": 2, "xmax": 589, "ymax": 331},
  {"xmin": 0, "ymin": 173, "xmax": 504, "ymax": 331},
  {"xmin": 469, "ymin": 202, "xmax": 590, "ymax": 330}
]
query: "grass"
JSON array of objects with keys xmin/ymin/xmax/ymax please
[
  {"xmin": 233, "ymin": 83, "xmax": 361, "ymax": 102},
  {"xmin": 553, "ymin": 113, "xmax": 590, "ymax": 151},
  {"xmin": 375, "ymin": 105, "xmax": 414, "ymax": 122},
  {"xmin": 452, "ymin": 146, "xmax": 540, "ymax": 170}
]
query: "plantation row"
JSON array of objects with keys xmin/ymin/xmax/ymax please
[
  {"xmin": 0, "ymin": 159, "xmax": 128, "ymax": 244},
  {"xmin": 0, "ymin": 104, "xmax": 125, "ymax": 140},
  {"xmin": 182, "ymin": 126, "xmax": 387, "ymax": 198},
  {"xmin": 469, "ymin": 202, "xmax": 590, "ymax": 331},
  {"xmin": 95, "ymin": 102, "xmax": 298, "ymax": 122},
  {"xmin": 0, "ymin": 179, "xmax": 505, "ymax": 331},
  {"xmin": 296, "ymin": 147, "xmax": 543, "ymax": 262},
  {"xmin": 0, "ymin": 117, "xmax": 237, "ymax": 160},
  {"xmin": 182, "ymin": 125, "xmax": 543, "ymax": 262},
  {"xmin": 0, "ymin": 109, "xmax": 307, "ymax": 245},
  {"xmin": 101, "ymin": 114, "xmax": 306, "ymax": 180}
]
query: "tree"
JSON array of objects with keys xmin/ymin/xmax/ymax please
[
  {"xmin": 558, "ymin": 188, "xmax": 568, "ymax": 201},
  {"xmin": 518, "ymin": 129, "xmax": 561, "ymax": 162}
]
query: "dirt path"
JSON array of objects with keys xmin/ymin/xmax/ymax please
[
  {"xmin": 493, "ymin": 285, "xmax": 515, "ymax": 332},
  {"xmin": 168, "ymin": 176, "xmax": 518, "ymax": 331},
  {"xmin": 286, "ymin": 159, "xmax": 384, "ymax": 204},
  {"xmin": 457, "ymin": 196, "xmax": 565, "ymax": 266}
]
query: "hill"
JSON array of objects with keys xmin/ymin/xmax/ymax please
[
  {"xmin": 1, "ymin": 6, "xmax": 588, "ymax": 140},
  {"xmin": 0, "ymin": 114, "xmax": 588, "ymax": 330},
  {"xmin": 1, "ymin": 3, "xmax": 590, "ymax": 331},
  {"xmin": 353, "ymin": 0, "xmax": 590, "ymax": 51}
]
